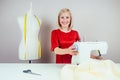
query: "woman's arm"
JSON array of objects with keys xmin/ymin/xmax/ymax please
[
  {"xmin": 90, "ymin": 54, "xmax": 105, "ymax": 60},
  {"xmin": 54, "ymin": 46, "xmax": 78, "ymax": 55}
]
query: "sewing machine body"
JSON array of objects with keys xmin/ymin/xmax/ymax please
[{"xmin": 72, "ymin": 42, "xmax": 108, "ymax": 64}]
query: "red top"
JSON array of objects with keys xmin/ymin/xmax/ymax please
[{"xmin": 51, "ymin": 29, "xmax": 80, "ymax": 64}]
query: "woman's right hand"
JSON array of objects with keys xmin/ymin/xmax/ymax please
[{"xmin": 68, "ymin": 46, "xmax": 78, "ymax": 55}]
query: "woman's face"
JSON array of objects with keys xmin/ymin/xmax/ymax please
[{"xmin": 59, "ymin": 12, "xmax": 71, "ymax": 28}]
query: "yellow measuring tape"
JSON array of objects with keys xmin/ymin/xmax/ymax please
[{"xmin": 23, "ymin": 14, "xmax": 41, "ymax": 59}]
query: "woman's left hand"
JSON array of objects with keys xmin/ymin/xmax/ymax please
[{"xmin": 68, "ymin": 46, "xmax": 78, "ymax": 55}]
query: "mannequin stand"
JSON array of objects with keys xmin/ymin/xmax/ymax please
[{"xmin": 29, "ymin": 60, "xmax": 32, "ymax": 63}]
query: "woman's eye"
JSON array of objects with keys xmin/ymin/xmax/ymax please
[
  {"xmin": 66, "ymin": 16, "xmax": 70, "ymax": 19},
  {"xmin": 60, "ymin": 17, "xmax": 64, "ymax": 19}
]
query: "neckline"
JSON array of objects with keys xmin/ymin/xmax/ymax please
[{"xmin": 58, "ymin": 29, "xmax": 72, "ymax": 34}]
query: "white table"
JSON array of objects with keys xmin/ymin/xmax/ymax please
[
  {"xmin": 0, "ymin": 63, "xmax": 64, "ymax": 80},
  {"xmin": 0, "ymin": 63, "xmax": 120, "ymax": 80}
]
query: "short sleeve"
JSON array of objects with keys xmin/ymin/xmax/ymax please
[
  {"xmin": 51, "ymin": 30, "xmax": 59, "ymax": 51},
  {"xmin": 76, "ymin": 31, "xmax": 81, "ymax": 42}
]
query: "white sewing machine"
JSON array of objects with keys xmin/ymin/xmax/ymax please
[{"xmin": 72, "ymin": 42, "xmax": 108, "ymax": 64}]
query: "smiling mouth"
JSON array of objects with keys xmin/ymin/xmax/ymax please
[{"xmin": 62, "ymin": 22, "xmax": 69, "ymax": 25}]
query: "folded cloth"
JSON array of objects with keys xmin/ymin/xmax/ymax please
[{"xmin": 61, "ymin": 59, "xmax": 120, "ymax": 80}]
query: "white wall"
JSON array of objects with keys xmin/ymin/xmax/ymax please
[{"xmin": 0, "ymin": 0, "xmax": 120, "ymax": 63}]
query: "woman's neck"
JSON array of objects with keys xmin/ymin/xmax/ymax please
[{"xmin": 59, "ymin": 27, "xmax": 71, "ymax": 33}]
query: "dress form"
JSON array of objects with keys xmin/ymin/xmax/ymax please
[{"xmin": 17, "ymin": 3, "xmax": 41, "ymax": 61}]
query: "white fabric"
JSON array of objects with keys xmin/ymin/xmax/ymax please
[{"xmin": 61, "ymin": 60, "xmax": 120, "ymax": 80}]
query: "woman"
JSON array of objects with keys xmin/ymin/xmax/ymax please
[{"xmin": 51, "ymin": 8, "xmax": 80, "ymax": 63}]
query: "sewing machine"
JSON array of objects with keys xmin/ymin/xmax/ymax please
[{"xmin": 72, "ymin": 42, "xmax": 108, "ymax": 64}]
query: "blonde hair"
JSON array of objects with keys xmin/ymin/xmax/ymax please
[{"xmin": 58, "ymin": 8, "xmax": 73, "ymax": 29}]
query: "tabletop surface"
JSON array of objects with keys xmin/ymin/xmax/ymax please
[
  {"xmin": 0, "ymin": 63, "xmax": 120, "ymax": 80},
  {"xmin": 0, "ymin": 63, "xmax": 65, "ymax": 80}
]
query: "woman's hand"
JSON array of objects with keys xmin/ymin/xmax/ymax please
[
  {"xmin": 54, "ymin": 46, "xmax": 78, "ymax": 55},
  {"xmin": 68, "ymin": 46, "xmax": 78, "ymax": 55},
  {"xmin": 90, "ymin": 54, "xmax": 105, "ymax": 60}
]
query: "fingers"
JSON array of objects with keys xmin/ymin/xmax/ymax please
[
  {"xmin": 69, "ymin": 50, "xmax": 78, "ymax": 55},
  {"xmin": 72, "ymin": 51, "xmax": 78, "ymax": 55},
  {"xmin": 68, "ymin": 45, "xmax": 75, "ymax": 50},
  {"xmin": 90, "ymin": 54, "xmax": 105, "ymax": 60},
  {"xmin": 68, "ymin": 46, "xmax": 79, "ymax": 55}
]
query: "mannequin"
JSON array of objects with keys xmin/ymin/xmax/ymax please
[{"xmin": 17, "ymin": 3, "xmax": 41, "ymax": 61}]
